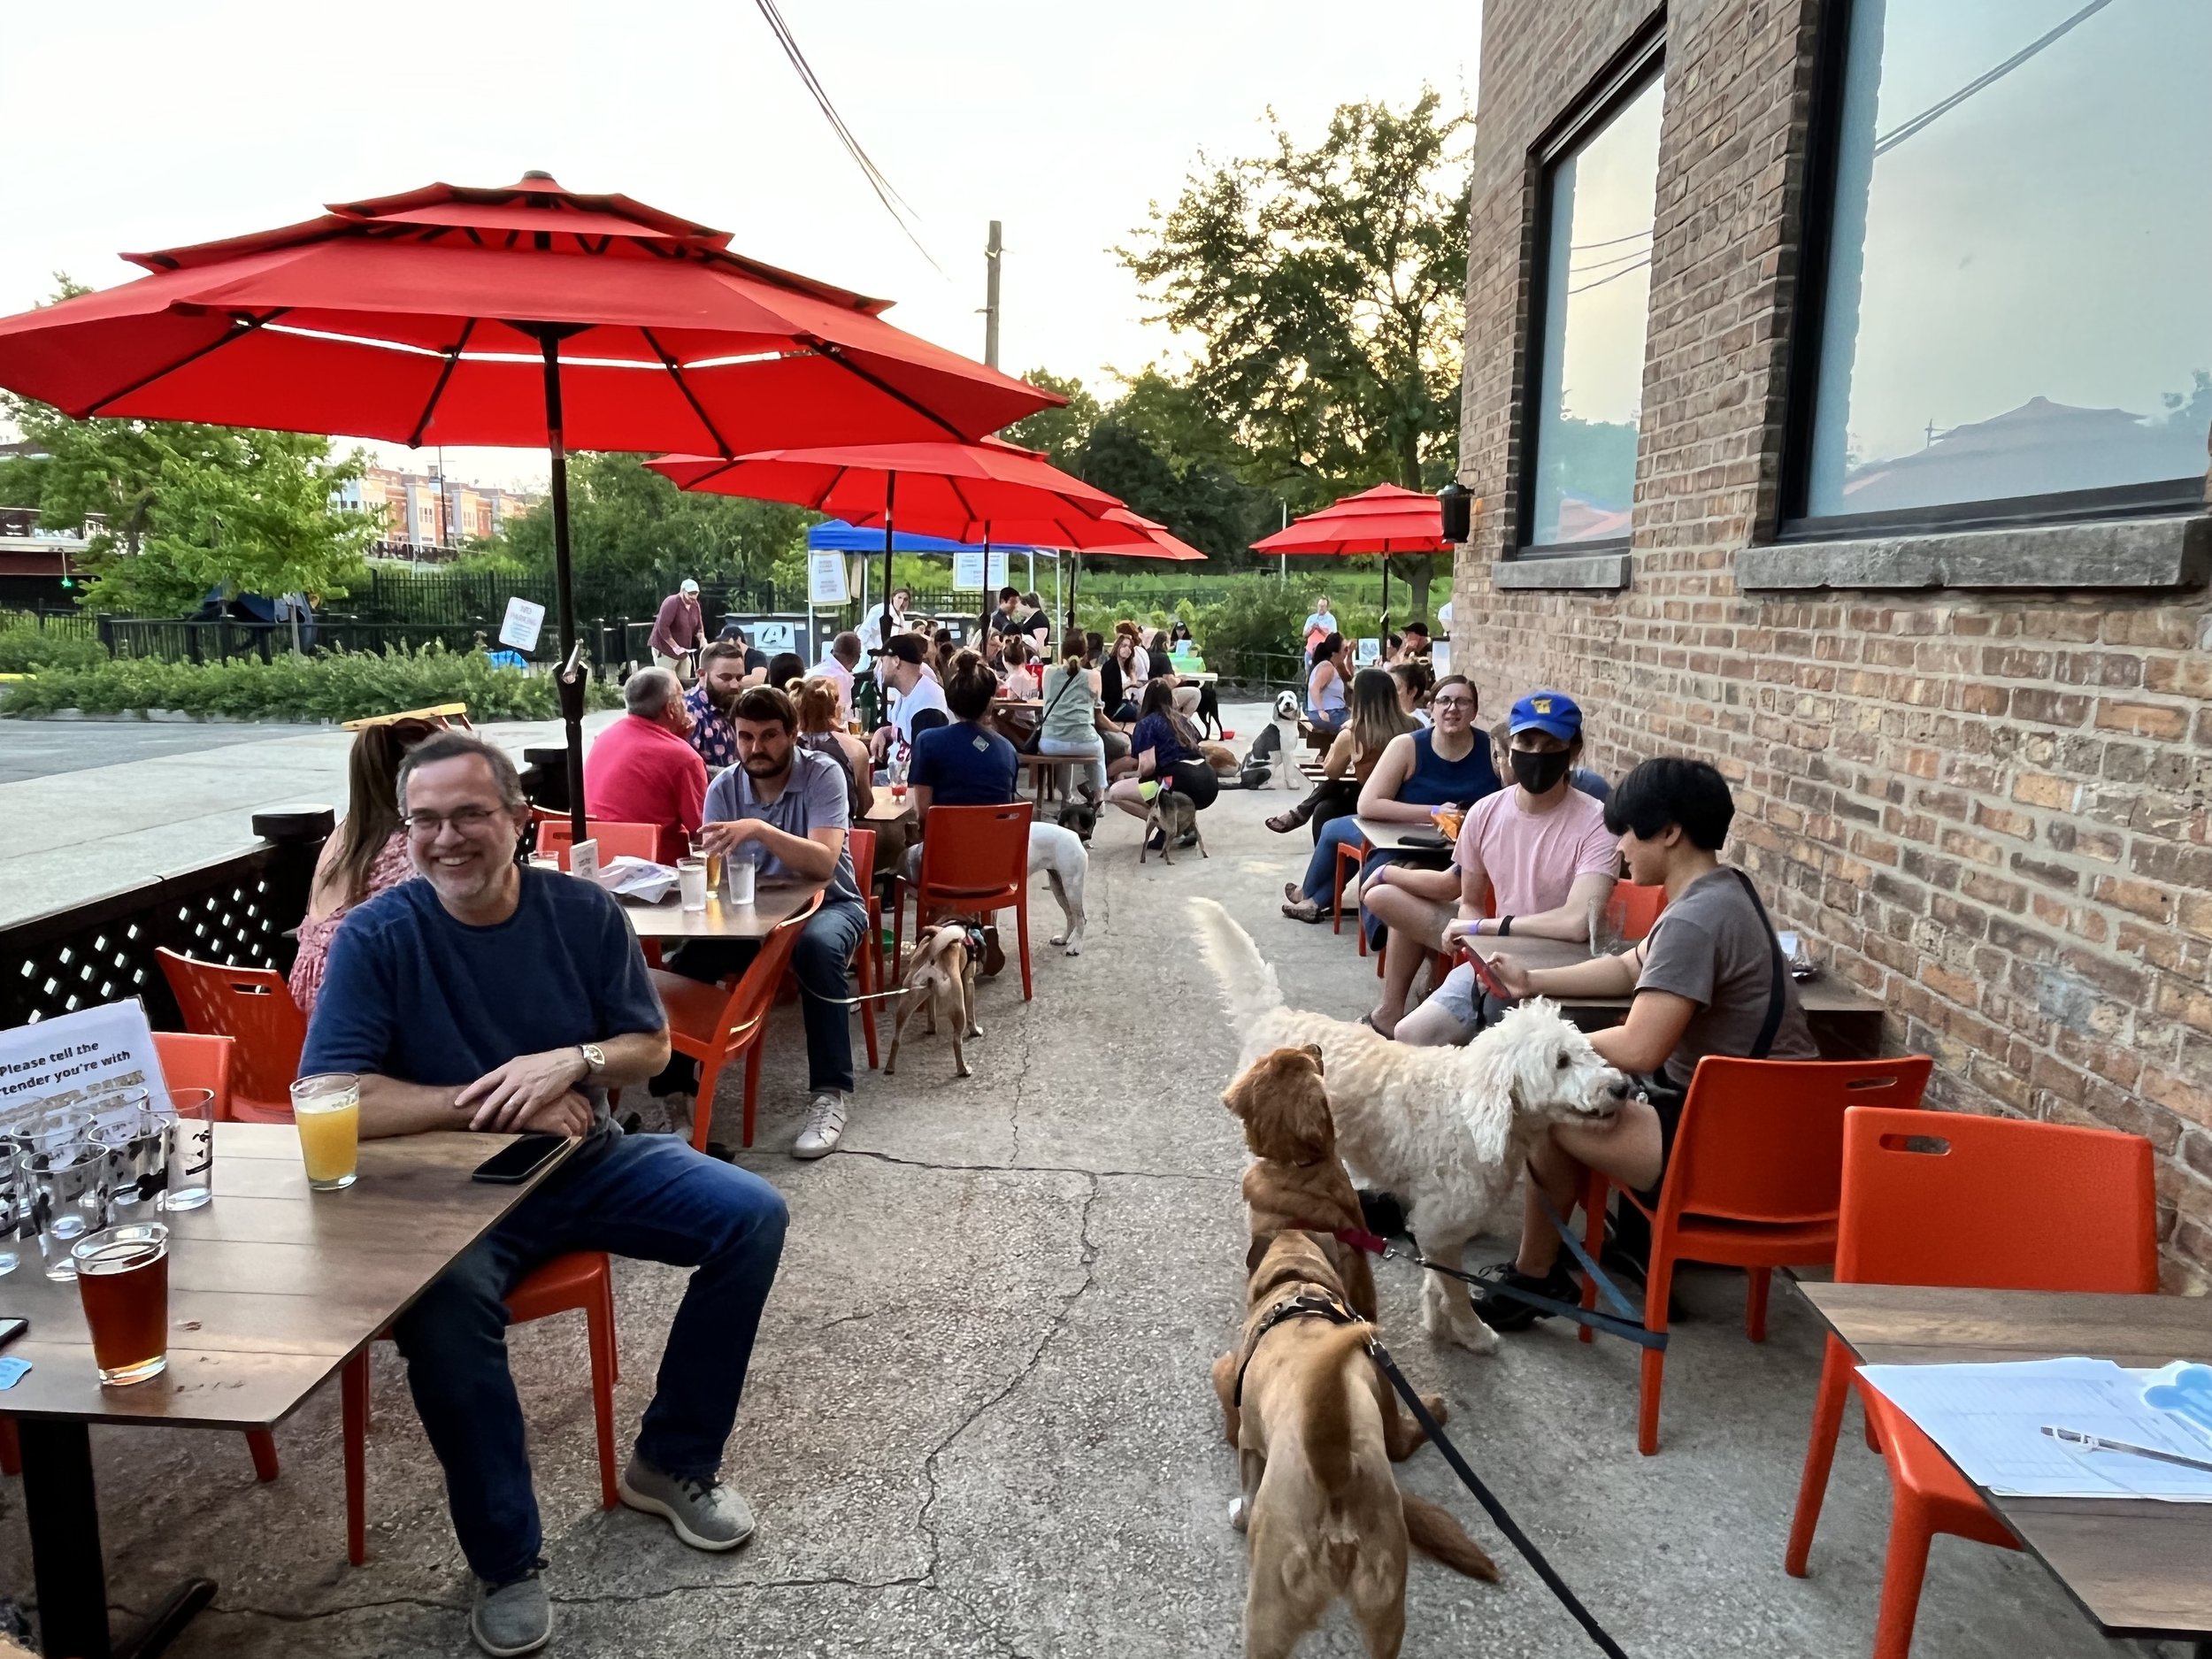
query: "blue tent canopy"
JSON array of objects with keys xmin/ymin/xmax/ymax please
[{"xmin": 805, "ymin": 518, "xmax": 1057, "ymax": 557}]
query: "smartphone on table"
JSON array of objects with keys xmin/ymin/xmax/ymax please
[{"xmin": 472, "ymin": 1133, "xmax": 569, "ymax": 1186}]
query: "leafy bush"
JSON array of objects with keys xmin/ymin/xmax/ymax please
[
  {"xmin": 1186, "ymin": 577, "xmax": 1381, "ymax": 685},
  {"xmin": 0, "ymin": 642, "xmax": 619, "ymax": 723},
  {"xmin": 0, "ymin": 616, "xmax": 106, "ymax": 674}
]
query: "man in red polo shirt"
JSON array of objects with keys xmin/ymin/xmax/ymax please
[{"xmin": 584, "ymin": 668, "xmax": 706, "ymax": 863}]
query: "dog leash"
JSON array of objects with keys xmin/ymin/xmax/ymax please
[
  {"xmin": 1363, "ymin": 1333, "xmax": 1634, "ymax": 1659},
  {"xmin": 1309, "ymin": 1206, "xmax": 1667, "ymax": 1352}
]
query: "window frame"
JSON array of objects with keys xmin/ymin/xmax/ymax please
[
  {"xmin": 1776, "ymin": 0, "xmax": 2208, "ymax": 543},
  {"xmin": 1511, "ymin": 23, "xmax": 1666, "ymax": 561}
]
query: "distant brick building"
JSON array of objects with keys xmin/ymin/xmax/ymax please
[{"xmin": 1454, "ymin": 0, "xmax": 2212, "ymax": 1283}]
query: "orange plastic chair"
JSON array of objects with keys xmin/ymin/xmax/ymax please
[
  {"xmin": 536, "ymin": 818, "xmax": 665, "ymax": 870},
  {"xmin": 1784, "ymin": 1106, "xmax": 2155, "ymax": 1658},
  {"xmin": 907, "ymin": 803, "xmax": 1034, "ymax": 1000},
  {"xmin": 155, "ymin": 949, "xmax": 308, "ymax": 1122},
  {"xmin": 1578, "ymin": 1055, "xmax": 1934, "ymax": 1455},
  {"xmin": 651, "ymin": 892, "xmax": 824, "ymax": 1150},
  {"xmin": 1333, "ymin": 833, "xmax": 1370, "ymax": 942},
  {"xmin": 341, "ymin": 1251, "xmax": 618, "ymax": 1564},
  {"xmin": 151, "ymin": 1031, "xmax": 234, "ymax": 1119},
  {"xmin": 846, "ymin": 826, "xmax": 882, "ymax": 1071},
  {"xmin": 1609, "ymin": 880, "xmax": 1666, "ymax": 941}
]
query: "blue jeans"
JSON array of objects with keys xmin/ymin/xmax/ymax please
[
  {"xmin": 1035, "ymin": 733, "xmax": 1107, "ymax": 798},
  {"xmin": 391, "ymin": 1129, "xmax": 788, "ymax": 1585},
  {"xmin": 664, "ymin": 895, "xmax": 871, "ymax": 1094},
  {"xmin": 1301, "ymin": 815, "xmax": 1368, "ymax": 904}
]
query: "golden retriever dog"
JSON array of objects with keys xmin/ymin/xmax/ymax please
[
  {"xmin": 1210, "ymin": 1233, "xmax": 1499, "ymax": 1658},
  {"xmin": 1194, "ymin": 898, "xmax": 1637, "ymax": 1353},
  {"xmin": 884, "ymin": 921, "xmax": 981, "ymax": 1078},
  {"xmin": 1225, "ymin": 1045, "xmax": 1379, "ymax": 1322}
]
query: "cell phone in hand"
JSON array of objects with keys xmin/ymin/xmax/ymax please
[
  {"xmin": 472, "ymin": 1133, "xmax": 568, "ymax": 1186},
  {"xmin": 1467, "ymin": 951, "xmax": 1512, "ymax": 1002}
]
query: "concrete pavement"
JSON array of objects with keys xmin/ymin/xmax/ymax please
[{"xmin": 0, "ymin": 705, "xmax": 2144, "ymax": 1657}]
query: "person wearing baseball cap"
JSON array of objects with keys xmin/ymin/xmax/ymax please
[
  {"xmin": 1369, "ymin": 687, "xmax": 1620, "ymax": 1048},
  {"xmin": 867, "ymin": 632, "xmax": 948, "ymax": 771},
  {"xmin": 649, "ymin": 578, "xmax": 707, "ymax": 681}
]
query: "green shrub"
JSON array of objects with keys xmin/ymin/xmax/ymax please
[
  {"xmin": 0, "ymin": 642, "xmax": 619, "ymax": 723},
  {"xmin": 0, "ymin": 616, "xmax": 106, "ymax": 674}
]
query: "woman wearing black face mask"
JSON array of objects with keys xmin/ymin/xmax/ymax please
[{"xmin": 1370, "ymin": 689, "xmax": 1623, "ymax": 1041}]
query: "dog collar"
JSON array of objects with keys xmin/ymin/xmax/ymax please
[
  {"xmin": 1285, "ymin": 1218, "xmax": 1391, "ymax": 1257},
  {"xmin": 1232, "ymin": 1288, "xmax": 1363, "ymax": 1408}
]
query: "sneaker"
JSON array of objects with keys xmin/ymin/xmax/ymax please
[
  {"xmin": 618, "ymin": 1456, "xmax": 757, "ymax": 1552},
  {"xmin": 1469, "ymin": 1257, "xmax": 1581, "ymax": 1334},
  {"xmin": 1176, "ymin": 828, "xmax": 1199, "ymax": 849},
  {"xmin": 471, "ymin": 1564, "xmax": 550, "ymax": 1657},
  {"xmin": 793, "ymin": 1091, "xmax": 848, "ymax": 1159},
  {"xmin": 1146, "ymin": 828, "xmax": 1167, "ymax": 852}
]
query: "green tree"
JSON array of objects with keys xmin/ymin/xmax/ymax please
[
  {"xmin": 492, "ymin": 453, "xmax": 812, "ymax": 605},
  {"xmin": 1123, "ymin": 90, "xmax": 1472, "ymax": 621},
  {"xmin": 1001, "ymin": 368, "xmax": 1101, "ymax": 468}
]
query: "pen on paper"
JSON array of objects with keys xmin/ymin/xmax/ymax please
[{"xmin": 2039, "ymin": 1425, "xmax": 2212, "ymax": 1475}]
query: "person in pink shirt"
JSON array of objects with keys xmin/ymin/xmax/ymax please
[
  {"xmin": 1365, "ymin": 690, "xmax": 1619, "ymax": 1042},
  {"xmin": 583, "ymin": 668, "xmax": 707, "ymax": 864},
  {"xmin": 647, "ymin": 579, "xmax": 707, "ymax": 680}
]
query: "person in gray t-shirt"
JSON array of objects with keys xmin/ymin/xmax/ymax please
[
  {"xmin": 656, "ymin": 685, "xmax": 870, "ymax": 1160},
  {"xmin": 1468, "ymin": 757, "xmax": 1817, "ymax": 1333}
]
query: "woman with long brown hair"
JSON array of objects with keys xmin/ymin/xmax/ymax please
[
  {"xmin": 1266, "ymin": 665, "xmax": 1419, "ymax": 839},
  {"xmin": 795, "ymin": 675, "xmax": 870, "ymax": 823},
  {"xmin": 1036, "ymin": 630, "xmax": 1108, "ymax": 806},
  {"xmin": 288, "ymin": 718, "xmax": 432, "ymax": 1011}
]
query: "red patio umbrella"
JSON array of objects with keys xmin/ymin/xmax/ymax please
[
  {"xmin": 1250, "ymin": 482, "xmax": 1449, "ymax": 633},
  {"xmin": 648, "ymin": 438, "xmax": 1125, "ymax": 633},
  {"xmin": 0, "ymin": 172, "xmax": 1060, "ymax": 832}
]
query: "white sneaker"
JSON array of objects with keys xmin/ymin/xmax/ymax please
[{"xmin": 793, "ymin": 1091, "xmax": 848, "ymax": 1159}]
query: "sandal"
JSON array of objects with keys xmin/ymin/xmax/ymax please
[
  {"xmin": 1281, "ymin": 898, "xmax": 1325, "ymax": 923},
  {"xmin": 1265, "ymin": 810, "xmax": 1306, "ymax": 834}
]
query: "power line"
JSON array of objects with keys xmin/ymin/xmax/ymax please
[
  {"xmin": 1569, "ymin": 245, "xmax": 1655, "ymax": 278},
  {"xmin": 1568, "ymin": 227, "xmax": 1652, "ymax": 252},
  {"xmin": 751, "ymin": 0, "xmax": 945, "ymax": 275},
  {"xmin": 1568, "ymin": 255, "xmax": 1651, "ymax": 297},
  {"xmin": 1873, "ymin": 0, "xmax": 2117, "ymax": 157}
]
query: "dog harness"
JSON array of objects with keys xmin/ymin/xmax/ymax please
[{"xmin": 1230, "ymin": 1287, "xmax": 1364, "ymax": 1409}]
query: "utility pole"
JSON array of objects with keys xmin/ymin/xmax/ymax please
[{"xmin": 982, "ymin": 220, "xmax": 1002, "ymax": 370}]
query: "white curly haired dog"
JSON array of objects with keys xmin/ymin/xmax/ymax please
[{"xmin": 1193, "ymin": 898, "xmax": 1636, "ymax": 1352}]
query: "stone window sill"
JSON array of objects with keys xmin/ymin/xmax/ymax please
[
  {"xmin": 1493, "ymin": 552, "xmax": 1631, "ymax": 592},
  {"xmin": 1737, "ymin": 513, "xmax": 2208, "ymax": 593}
]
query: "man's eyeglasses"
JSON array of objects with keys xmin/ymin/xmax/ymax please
[
  {"xmin": 1431, "ymin": 695, "xmax": 1476, "ymax": 710},
  {"xmin": 403, "ymin": 806, "xmax": 508, "ymax": 837}
]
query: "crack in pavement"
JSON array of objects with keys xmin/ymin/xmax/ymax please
[
  {"xmin": 910, "ymin": 1172, "xmax": 1102, "ymax": 1659},
  {"xmin": 831, "ymin": 1146, "xmax": 1229, "ymax": 1184},
  {"xmin": 178, "ymin": 1571, "xmax": 940, "ymax": 1627}
]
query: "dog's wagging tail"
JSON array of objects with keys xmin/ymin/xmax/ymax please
[{"xmin": 1192, "ymin": 896, "xmax": 1285, "ymax": 1033}]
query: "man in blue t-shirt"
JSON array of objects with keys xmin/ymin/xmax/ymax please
[{"xmin": 300, "ymin": 731, "xmax": 787, "ymax": 1658}]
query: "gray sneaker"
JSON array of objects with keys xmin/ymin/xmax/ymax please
[
  {"xmin": 471, "ymin": 1564, "xmax": 550, "ymax": 1657},
  {"xmin": 618, "ymin": 1456, "xmax": 757, "ymax": 1551},
  {"xmin": 792, "ymin": 1090, "xmax": 848, "ymax": 1159}
]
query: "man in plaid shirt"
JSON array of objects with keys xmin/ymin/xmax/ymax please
[{"xmin": 683, "ymin": 641, "xmax": 748, "ymax": 771}]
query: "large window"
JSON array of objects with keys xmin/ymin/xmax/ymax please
[
  {"xmin": 1790, "ymin": 0, "xmax": 2212, "ymax": 531},
  {"xmin": 1521, "ymin": 58, "xmax": 1664, "ymax": 551}
]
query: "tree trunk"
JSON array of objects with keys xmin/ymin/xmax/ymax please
[{"xmin": 1403, "ymin": 555, "xmax": 1432, "ymax": 628}]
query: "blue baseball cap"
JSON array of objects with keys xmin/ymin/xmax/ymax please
[{"xmin": 1509, "ymin": 690, "xmax": 1582, "ymax": 742}]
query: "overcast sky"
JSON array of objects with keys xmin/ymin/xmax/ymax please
[{"xmin": 5, "ymin": 0, "xmax": 1478, "ymax": 490}]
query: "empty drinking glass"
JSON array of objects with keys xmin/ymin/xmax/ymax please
[
  {"xmin": 27, "ymin": 1114, "xmax": 108, "ymax": 1281},
  {"xmin": 164, "ymin": 1089, "xmax": 217, "ymax": 1211},
  {"xmin": 87, "ymin": 1088, "xmax": 164, "ymax": 1210},
  {"xmin": 0, "ymin": 1145, "xmax": 20, "ymax": 1276},
  {"xmin": 725, "ymin": 848, "xmax": 757, "ymax": 907}
]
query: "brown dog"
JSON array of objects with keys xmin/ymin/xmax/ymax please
[
  {"xmin": 884, "ymin": 921, "xmax": 981, "ymax": 1078},
  {"xmin": 1224, "ymin": 1045, "xmax": 1379, "ymax": 1322},
  {"xmin": 1210, "ymin": 1233, "xmax": 1499, "ymax": 1658}
]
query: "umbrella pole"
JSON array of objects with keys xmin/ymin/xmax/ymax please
[
  {"xmin": 1380, "ymin": 555, "xmax": 1390, "ymax": 645},
  {"xmin": 540, "ymin": 334, "xmax": 587, "ymax": 844},
  {"xmin": 980, "ymin": 528, "xmax": 995, "ymax": 643},
  {"xmin": 881, "ymin": 473, "xmax": 897, "ymax": 641}
]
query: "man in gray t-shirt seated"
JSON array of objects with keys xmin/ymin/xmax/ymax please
[
  {"xmin": 657, "ymin": 685, "xmax": 870, "ymax": 1161},
  {"xmin": 1468, "ymin": 757, "xmax": 1817, "ymax": 1332}
]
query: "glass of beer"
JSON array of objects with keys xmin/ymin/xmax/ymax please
[
  {"xmin": 290, "ymin": 1074, "xmax": 360, "ymax": 1192},
  {"xmin": 73, "ymin": 1221, "xmax": 170, "ymax": 1386}
]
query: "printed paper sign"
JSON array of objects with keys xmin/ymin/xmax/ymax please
[
  {"xmin": 987, "ymin": 549, "xmax": 1009, "ymax": 590},
  {"xmin": 569, "ymin": 838, "xmax": 600, "ymax": 885},
  {"xmin": 952, "ymin": 549, "xmax": 986, "ymax": 591},
  {"xmin": 808, "ymin": 553, "xmax": 849, "ymax": 605},
  {"xmin": 498, "ymin": 596, "xmax": 546, "ymax": 652},
  {"xmin": 1356, "ymin": 636, "xmax": 1382, "ymax": 665},
  {"xmin": 0, "ymin": 1000, "xmax": 172, "ymax": 1120},
  {"xmin": 1430, "ymin": 641, "xmax": 1451, "ymax": 678}
]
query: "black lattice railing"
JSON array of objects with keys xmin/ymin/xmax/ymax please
[{"xmin": 0, "ymin": 812, "xmax": 329, "ymax": 1030}]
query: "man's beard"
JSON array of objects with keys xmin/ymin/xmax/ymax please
[
  {"xmin": 708, "ymin": 682, "xmax": 741, "ymax": 716},
  {"xmin": 741, "ymin": 751, "xmax": 792, "ymax": 780}
]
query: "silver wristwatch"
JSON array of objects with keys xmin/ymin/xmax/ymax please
[{"xmin": 578, "ymin": 1042, "xmax": 607, "ymax": 1081}]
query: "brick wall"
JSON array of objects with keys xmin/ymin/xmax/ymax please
[{"xmin": 1456, "ymin": 0, "xmax": 2212, "ymax": 1286}]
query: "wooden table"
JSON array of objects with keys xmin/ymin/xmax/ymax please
[
  {"xmin": 620, "ymin": 879, "xmax": 825, "ymax": 941},
  {"xmin": 7, "ymin": 1123, "xmax": 572, "ymax": 1659},
  {"xmin": 1352, "ymin": 816, "xmax": 1455, "ymax": 858},
  {"xmin": 1478, "ymin": 933, "xmax": 1886, "ymax": 1028},
  {"xmin": 1797, "ymin": 1282, "xmax": 2212, "ymax": 1652},
  {"xmin": 865, "ymin": 786, "xmax": 916, "ymax": 823}
]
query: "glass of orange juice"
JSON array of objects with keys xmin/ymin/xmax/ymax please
[{"xmin": 289, "ymin": 1073, "xmax": 360, "ymax": 1192}]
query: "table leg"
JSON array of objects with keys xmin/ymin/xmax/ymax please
[{"xmin": 19, "ymin": 1418, "xmax": 214, "ymax": 1659}]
